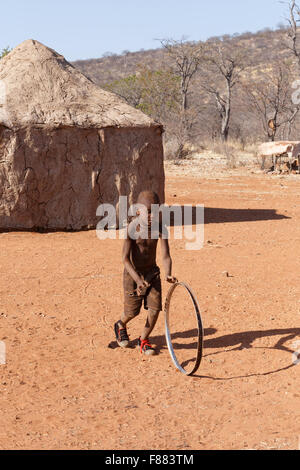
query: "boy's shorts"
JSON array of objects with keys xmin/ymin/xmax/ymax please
[{"xmin": 123, "ymin": 265, "xmax": 162, "ymax": 317}]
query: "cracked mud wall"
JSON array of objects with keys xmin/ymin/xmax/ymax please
[
  {"xmin": 0, "ymin": 125, "xmax": 165, "ymax": 230},
  {"xmin": 99, "ymin": 127, "xmax": 165, "ymax": 225}
]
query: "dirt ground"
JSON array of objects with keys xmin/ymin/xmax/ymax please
[{"xmin": 0, "ymin": 169, "xmax": 299, "ymax": 450}]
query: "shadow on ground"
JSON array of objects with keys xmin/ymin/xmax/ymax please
[
  {"xmin": 174, "ymin": 327, "xmax": 300, "ymax": 379},
  {"xmin": 167, "ymin": 206, "xmax": 290, "ymax": 226},
  {"xmin": 108, "ymin": 327, "xmax": 300, "ymax": 380}
]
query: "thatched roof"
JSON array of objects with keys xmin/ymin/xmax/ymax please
[{"xmin": 0, "ymin": 39, "xmax": 159, "ymax": 130}]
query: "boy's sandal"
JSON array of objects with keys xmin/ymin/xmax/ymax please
[{"xmin": 138, "ymin": 337, "xmax": 156, "ymax": 356}]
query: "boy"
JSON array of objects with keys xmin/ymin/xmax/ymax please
[{"xmin": 114, "ymin": 190, "xmax": 177, "ymax": 356}]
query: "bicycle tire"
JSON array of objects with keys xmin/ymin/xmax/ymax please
[{"xmin": 164, "ymin": 281, "xmax": 203, "ymax": 376}]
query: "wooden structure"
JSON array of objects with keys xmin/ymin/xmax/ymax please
[{"xmin": 258, "ymin": 141, "xmax": 300, "ymax": 174}]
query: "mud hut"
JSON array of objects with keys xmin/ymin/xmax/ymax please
[{"xmin": 0, "ymin": 40, "xmax": 165, "ymax": 230}]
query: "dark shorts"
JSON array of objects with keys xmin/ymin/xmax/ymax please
[{"xmin": 123, "ymin": 265, "xmax": 162, "ymax": 317}]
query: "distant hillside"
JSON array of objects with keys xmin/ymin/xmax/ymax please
[
  {"xmin": 72, "ymin": 28, "xmax": 289, "ymax": 87},
  {"xmin": 71, "ymin": 26, "xmax": 300, "ymax": 154}
]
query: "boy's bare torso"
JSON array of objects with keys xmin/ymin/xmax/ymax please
[{"xmin": 130, "ymin": 235, "xmax": 159, "ymax": 273}]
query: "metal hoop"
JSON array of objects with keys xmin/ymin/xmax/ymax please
[{"xmin": 164, "ymin": 281, "xmax": 203, "ymax": 376}]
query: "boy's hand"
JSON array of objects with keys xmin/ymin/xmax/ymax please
[
  {"xmin": 166, "ymin": 275, "xmax": 178, "ymax": 284},
  {"xmin": 136, "ymin": 277, "xmax": 150, "ymax": 295}
]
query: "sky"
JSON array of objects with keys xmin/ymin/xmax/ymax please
[{"xmin": 1, "ymin": 0, "xmax": 290, "ymax": 61}]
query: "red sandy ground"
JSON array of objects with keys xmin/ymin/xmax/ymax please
[{"xmin": 0, "ymin": 173, "xmax": 299, "ymax": 450}]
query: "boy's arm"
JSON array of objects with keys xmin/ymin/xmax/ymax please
[{"xmin": 160, "ymin": 236, "xmax": 177, "ymax": 283}]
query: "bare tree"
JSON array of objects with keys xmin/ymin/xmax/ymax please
[
  {"xmin": 285, "ymin": 0, "xmax": 300, "ymax": 70},
  {"xmin": 200, "ymin": 41, "xmax": 249, "ymax": 141},
  {"xmin": 243, "ymin": 61, "xmax": 299, "ymax": 141},
  {"xmin": 160, "ymin": 38, "xmax": 204, "ymax": 154}
]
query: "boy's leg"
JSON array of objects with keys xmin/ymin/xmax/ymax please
[
  {"xmin": 115, "ymin": 269, "xmax": 143, "ymax": 348},
  {"xmin": 140, "ymin": 309, "xmax": 160, "ymax": 341},
  {"xmin": 119, "ymin": 310, "xmax": 139, "ymax": 326},
  {"xmin": 140, "ymin": 272, "xmax": 162, "ymax": 341},
  {"xmin": 138, "ymin": 309, "xmax": 160, "ymax": 356}
]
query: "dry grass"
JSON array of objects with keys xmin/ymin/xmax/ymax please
[
  {"xmin": 164, "ymin": 137, "xmax": 260, "ymax": 170},
  {"xmin": 163, "ymin": 136, "xmax": 267, "ymax": 179}
]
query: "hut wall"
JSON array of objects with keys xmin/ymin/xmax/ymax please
[{"xmin": 0, "ymin": 125, "xmax": 165, "ymax": 230}]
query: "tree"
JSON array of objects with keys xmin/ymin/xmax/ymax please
[
  {"xmin": 160, "ymin": 38, "xmax": 204, "ymax": 152},
  {"xmin": 285, "ymin": 0, "xmax": 300, "ymax": 70},
  {"xmin": 105, "ymin": 68, "xmax": 180, "ymax": 123},
  {"xmin": 105, "ymin": 74, "xmax": 144, "ymax": 108},
  {"xmin": 1, "ymin": 47, "xmax": 11, "ymax": 59},
  {"xmin": 135, "ymin": 68, "xmax": 180, "ymax": 123},
  {"xmin": 200, "ymin": 41, "xmax": 249, "ymax": 141},
  {"xmin": 243, "ymin": 61, "xmax": 300, "ymax": 141}
]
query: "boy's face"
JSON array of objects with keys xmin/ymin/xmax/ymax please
[{"xmin": 137, "ymin": 201, "xmax": 159, "ymax": 228}]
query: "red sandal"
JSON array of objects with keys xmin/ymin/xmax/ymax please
[{"xmin": 138, "ymin": 337, "xmax": 156, "ymax": 356}]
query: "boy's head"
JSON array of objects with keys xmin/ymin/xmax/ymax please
[
  {"xmin": 137, "ymin": 190, "xmax": 160, "ymax": 207},
  {"xmin": 136, "ymin": 191, "xmax": 160, "ymax": 228}
]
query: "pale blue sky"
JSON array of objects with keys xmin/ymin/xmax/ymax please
[{"xmin": 1, "ymin": 0, "xmax": 289, "ymax": 61}]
